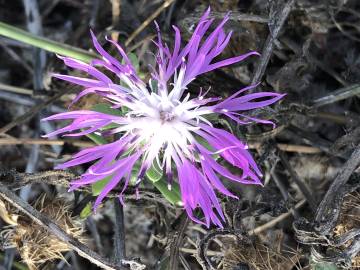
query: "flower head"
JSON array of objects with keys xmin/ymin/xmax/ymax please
[{"xmin": 43, "ymin": 8, "xmax": 284, "ymax": 228}]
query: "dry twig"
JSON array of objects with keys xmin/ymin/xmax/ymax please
[
  {"xmin": 125, "ymin": 0, "xmax": 175, "ymax": 46},
  {"xmin": 251, "ymin": 0, "xmax": 295, "ymax": 86}
]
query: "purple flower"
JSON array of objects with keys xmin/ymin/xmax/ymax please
[{"xmin": 43, "ymin": 8, "xmax": 284, "ymax": 228}]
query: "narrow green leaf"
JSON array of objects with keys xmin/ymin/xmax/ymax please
[
  {"xmin": 91, "ymin": 103, "xmax": 124, "ymax": 116},
  {"xmin": 146, "ymin": 162, "xmax": 163, "ymax": 182},
  {"xmin": 128, "ymin": 52, "xmax": 140, "ymax": 71},
  {"xmin": 0, "ymin": 21, "xmax": 98, "ymax": 63},
  {"xmin": 86, "ymin": 132, "xmax": 108, "ymax": 145},
  {"xmin": 149, "ymin": 79, "xmax": 158, "ymax": 93},
  {"xmin": 151, "ymin": 178, "xmax": 182, "ymax": 206}
]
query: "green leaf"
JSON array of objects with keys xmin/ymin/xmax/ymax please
[
  {"xmin": 203, "ymin": 113, "xmax": 219, "ymax": 122},
  {"xmin": 0, "ymin": 21, "xmax": 97, "ymax": 63},
  {"xmin": 145, "ymin": 162, "xmax": 182, "ymax": 205},
  {"xmin": 91, "ymin": 103, "xmax": 124, "ymax": 116},
  {"xmin": 99, "ymin": 122, "xmax": 121, "ymax": 131},
  {"xmin": 146, "ymin": 161, "xmax": 163, "ymax": 182},
  {"xmin": 149, "ymin": 79, "xmax": 158, "ymax": 93},
  {"xmin": 151, "ymin": 178, "xmax": 182, "ymax": 206},
  {"xmin": 129, "ymin": 161, "xmax": 141, "ymax": 185},
  {"xmin": 80, "ymin": 202, "xmax": 92, "ymax": 219},
  {"xmin": 128, "ymin": 53, "xmax": 140, "ymax": 71},
  {"xmin": 86, "ymin": 132, "xmax": 108, "ymax": 145},
  {"xmin": 92, "ymin": 175, "xmax": 112, "ymax": 195}
]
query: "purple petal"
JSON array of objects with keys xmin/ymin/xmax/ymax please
[
  {"xmin": 90, "ymin": 30, "xmax": 124, "ymax": 72},
  {"xmin": 203, "ymin": 51, "xmax": 260, "ymax": 74},
  {"xmin": 52, "ymin": 74, "xmax": 105, "ymax": 88},
  {"xmin": 217, "ymin": 92, "xmax": 285, "ymax": 111},
  {"xmin": 59, "ymin": 56, "xmax": 112, "ymax": 83},
  {"xmin": 93, "ymin": 152, "xmax": 141, "ymax": 210},
  {"xmin": 200, "ymin": 157, "xmax": 238, "ymax": 198}
]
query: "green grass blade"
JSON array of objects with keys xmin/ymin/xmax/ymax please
[{"xmin": 0, "ymin": 21, "xmax": 98, "ymax": 63}]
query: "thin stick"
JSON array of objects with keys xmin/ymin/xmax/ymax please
[
  {"xmin": 182, "ymin": 11, "xmax": 268, "ymax": 24},
  {"xmin": 0, "ymin": 43, "xmax": 33, "ymax": 74},
  {"xmin": 21, "ymin": 0, "xmax": 46, "ymax": 203},
  {"xmin": 315, "ymin": 144, "xmax": 360, "ymax": 234},
  {"xmin": 110, "ymin": 0, "xmax": 121, "ymax": 27},
  {"xmin": 0, "ymin": 88, "xmax": 72, "ymax": 135},
  {"xmin": 113, "ymin": 200, "xmax": 126, "ymax": 264},
  {"xmin": 0, "ymin": 138, "xmax": 94, "ymax": 147},
  {"xmin": 128, "ymin": 34, "xmax": 156, "ymax": 52},
  {"xmin": 0, "ymin": 91, "xmax": 64, "ymax": 113},
  {"xmin": 279, "ymin": 151, "xmax": 317, "ymax": 210},
  {"xmin": 168, "ymin": 213, "xmax": 189, "ymax": 270},
  {"xmin": 0, "ymin": 82, "xmax": 33, "ymax": 95},
  {"xmin": 249, "ymin": 142, "xmax": 321, "ymax": 154},
  {"xmin": 180, "ymin": 248, "xmax": 221, "ymax": 256},
  {"xmin": 251, "ymin": 0, "xmax": 295, "ymax": 85},
  {"xmin": 125, "ymin": 0, "xmax": 175, "ymax": 47},
  {"xmin": 249, "ymin": 199, "xmax": 307, "ymax": 236}
]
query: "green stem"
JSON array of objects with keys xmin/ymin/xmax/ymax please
[{"xmin": 0, "ymin": 21, "xmax": 98, "ymax": 63}]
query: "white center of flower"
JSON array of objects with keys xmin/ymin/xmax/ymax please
[{"xmin": 159, "ymin": 110, "xmax": 176, "ymax": 123}]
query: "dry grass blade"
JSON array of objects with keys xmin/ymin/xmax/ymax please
[
  {"xmin": 0, "ymin": 82, "xmax": 33, "ymax": 95},
  {"xmin": 125, "ymin": 0, "xmax": 175, "ymax": 46}
]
